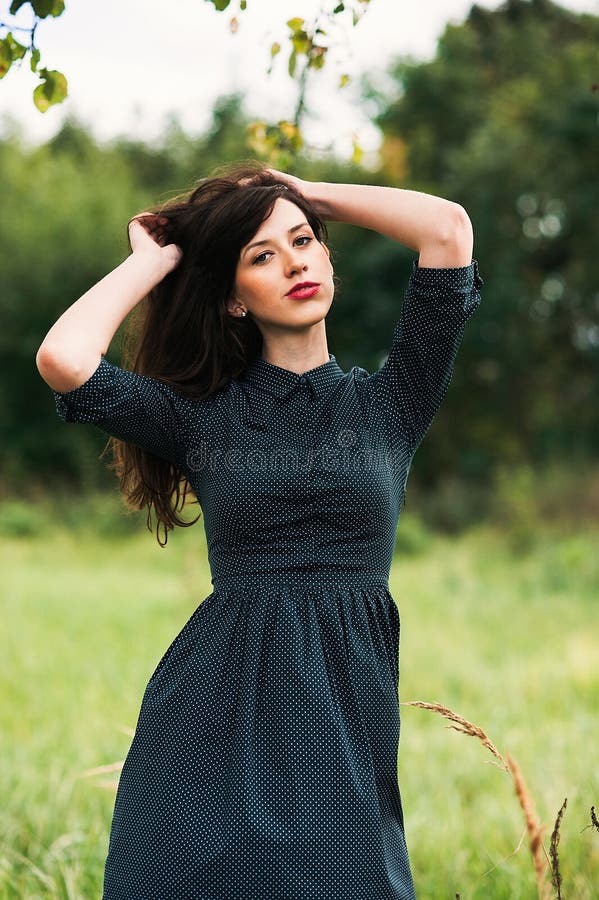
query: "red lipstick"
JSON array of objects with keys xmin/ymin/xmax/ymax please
[{"xmin": 286, "ymin": 282, "xmax": 320, "ymax": 299}]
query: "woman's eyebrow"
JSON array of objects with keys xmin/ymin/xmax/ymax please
[{"xmin": 242, "ymin": 222, "xmax": 311, "ymax": 258}]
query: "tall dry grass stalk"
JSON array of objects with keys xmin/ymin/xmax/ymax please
[
  {"xmin": 404, "ymin": 699, "xmax": 557, "ymax": 900},
  {"xmin": 506, "ymin": 753, "xmax": 550, "ymax": 900},
  {"xmin": 402, "ymin": 700, "xmax": 509, "ymax": 773},
  {"xmin": 549, "ymin": 797, "xmax": 568, "ymax": 900}
]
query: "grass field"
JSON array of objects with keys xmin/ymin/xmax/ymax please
[{"xmin": 1, "ymin": 506, "xmax": 597, "ymax": 898}]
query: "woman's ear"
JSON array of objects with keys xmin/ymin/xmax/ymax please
[{"xmin": 227, "ymin": 295, "xmax": 247, "ymax": 318}]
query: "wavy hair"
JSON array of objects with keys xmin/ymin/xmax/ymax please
[{"xmin": 103, "ymin": 160, "xmax": 330, "ymax": 547}]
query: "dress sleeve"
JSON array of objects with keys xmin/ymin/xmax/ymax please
[
  {"xmin": 361, "ymin": 257, "xmax": 484, "ymax": 453},
  {"xmin": 52, "ymin": 354, "xmax": 188, "ymax": 469}
]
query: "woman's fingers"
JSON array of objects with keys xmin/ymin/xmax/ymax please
[
  {"xmin": 129, "ymin": 213, "xmax": 172, "ymax": 247},
  {"xmin": 127, "ymin": 216, "xmax": 179, "ymax": 262}
]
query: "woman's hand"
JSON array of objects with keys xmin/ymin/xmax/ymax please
[
  {"xmin": 238, "ymin": 168, "xmax": 328, "ymax": 214},
  {"xmin": 263, "ymin": 168, "xmax": 307, "ymax": 195},
  {"xmin": 128, "ymin": 212, "xmax": 183, "ymax": 277},
  {"xmin": 264, "ymin": 168, "xmax": 330, "ymax": 219}
]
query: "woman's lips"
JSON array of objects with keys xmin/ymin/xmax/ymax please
[{"xmin": 286, "ymin": 284, "xmax": 320, "ymax": 299}]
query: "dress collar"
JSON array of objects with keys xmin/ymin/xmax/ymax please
[{"xmin": 240, "ymin": 353, "xmax": 345, "ymax": 400}]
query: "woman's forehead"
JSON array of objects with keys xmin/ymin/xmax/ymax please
[{"xmin": 251, "ymin": 197, "xmax": 305, "ymax": 237}]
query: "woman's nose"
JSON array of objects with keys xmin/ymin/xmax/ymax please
[{"xmin": 284, "ymin": 252, "xmax": 307, "ymax": 275}]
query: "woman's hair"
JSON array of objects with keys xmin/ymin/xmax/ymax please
[{"xmin": 103, "ymin": 160, "xmax": 330, "ymax": 547}]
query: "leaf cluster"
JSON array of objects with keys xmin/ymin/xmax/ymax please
[{"xmin": 0, "ymin": 0, "xmax": 67, "ymax": 110}]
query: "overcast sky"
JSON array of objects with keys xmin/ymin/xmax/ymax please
[{"xmin": 1, "ymin": 0, "xmax": 597, "ymax": 160}]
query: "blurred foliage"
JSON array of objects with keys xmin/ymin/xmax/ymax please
[
  {"xmin": 0, "ymin": 497, "xmax": 49, "ymax": 536},
  {"xmin": 366, "ymin": 0, "xmax": 599, "ymax": 480},
  {"xmin": 3, "ymin": 458, "xmax": 598, "ymax": 545},
  {"xmin": 1, "ymin": 0, "xmax": 598, "ymax": 528},
  {"xmin": 491, "ymin": 462, "xmax": 540, "ymax": 554},
  {"xmin": 392, "ymin": 511, "xmax": 432, "ymax": 556}
]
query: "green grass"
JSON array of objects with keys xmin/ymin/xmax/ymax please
[{"xmin": 1, "ymin": 512, "xmax": 598, "ymax": 898}]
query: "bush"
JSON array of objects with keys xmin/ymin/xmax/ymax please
[
  {"xmin": 416, "ymin": 475, "xmax": 488, "ymax": 534},
  {"xmin": 394, "ymin": 511, "xmax": 432, "ymax": 556},
  {"xmin": 50, "ymin": 490, "xmax": 145, "ymax": 538},
  {"xmin": 0, "ymin": 499, "xmax": 50, "ymax": 537},
  {"xmin": 490, "ymin": 462, "xmax": 540, "ymax": 555}
]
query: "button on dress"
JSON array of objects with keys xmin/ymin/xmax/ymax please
[{"xmin": 51, "ymin": 258, "xmax": 484, "ymax": 899}]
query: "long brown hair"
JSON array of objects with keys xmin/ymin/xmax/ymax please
[{"xmin": 103, "ymin": 160, "xmax": 330, "ymax": 547}]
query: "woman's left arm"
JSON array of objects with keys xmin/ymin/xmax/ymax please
[{"xmin": 270, "ymin": 170, "xmax": 473, "ymax": 268}]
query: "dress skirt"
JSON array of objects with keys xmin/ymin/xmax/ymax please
[{"xmin": 102, "ymin": 571, "xmax": 416, "ymax": 900}]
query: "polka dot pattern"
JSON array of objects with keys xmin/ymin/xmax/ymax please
[{"xmin": 51, "ymin": 257, "xmax": 483, "ymax": 899}]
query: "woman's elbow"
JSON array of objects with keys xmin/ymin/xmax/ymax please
[
  {"xmin": 445, "ymin": 204, "xmax": 474, "ymax": 245},
  {"xmin": 35, "ymin": 343, "xmax": 80, "ymax": 392},
  {"xmin": 440, "ymin": 205, "xmax": 474, "ymax": 265},
  {"xmin": 419, "ymin": 207, "xmax": 474, "ymax": 268}
]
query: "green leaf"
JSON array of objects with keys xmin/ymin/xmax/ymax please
[
  {"xmin": 240, "ymin": 0, "xmax": 247, "ymax": 8},
  {"xmin": 30, "ymin": 47, "xmax": 41, "ymax": 72},
  {"xmin": 7, "ymin": 33, "xmax": 28, "ymax": 61},
  {"xmin": 291, "ymin": 31, "xmax": 310, "ymax": 55},
  {"xmin": 339, "ymin": 73, "xmax": 350, "ymax": 88},
  {"xmin": 209, "ymin": 0, "xmax": 231, "ymax": 10},
  {"xmin": 9, "ymin": 0, "xmax": 29, "ymax": 14},
  {"xmin": 286, "ymin": 17, "xmax": 304, "ymax": 32},
  {"xmin": 288, "ymin": 49, "xmax": 297, "ymax": 78},
  {"xmin": 0, "ymin": 33, "xmax": 28, "ymax": 78},
  {"xmin": 0, "ymin": 40, "xmax": 12, "ymax": 79},
  {"xmin": 33, "ymin": 67, "xmax": 68, "ymax": 112},
  {"xmin": 333, "ymin": 2, "xmax": 345, "ymax": 12},
  {"xmin": 31, "ymin": 0, "xmax": 65, "ymax": 17}
]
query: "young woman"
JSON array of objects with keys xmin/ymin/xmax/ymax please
[{"xmin": 36, "ymin": 162, "xmax": 484, "ymax": 899}]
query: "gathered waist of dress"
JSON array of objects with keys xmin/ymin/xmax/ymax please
[{"xmin": 210, "ymin": 568, "xmax": 390, "ymax": 594}]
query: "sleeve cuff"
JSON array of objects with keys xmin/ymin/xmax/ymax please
[
  {"xmin": 411, "ymin": 257, "xmax": 484, "ymax": 291},
  {"xmin": 52, "ymin": 355, "xmax": 110, "ymax": 421}
]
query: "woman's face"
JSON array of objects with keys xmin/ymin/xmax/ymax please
[{"xmin": 230, "ymin": 197, "xmax": 334, "ymax": 331}]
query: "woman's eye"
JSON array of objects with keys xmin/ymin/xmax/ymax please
[{"xmin": 252, "ymin": 235, "xmax": 313, "ymax": 265}]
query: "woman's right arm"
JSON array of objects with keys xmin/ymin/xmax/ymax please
[{"xmin": 35, "ymin": 215, "xmax": 182, "ymax": 392}]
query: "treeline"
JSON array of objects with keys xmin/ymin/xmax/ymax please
[{"xmin": 1, "ymin": 0, "xmax": 597, "ymax": 506}]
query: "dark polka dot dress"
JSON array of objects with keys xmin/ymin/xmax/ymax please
[{"xmin": 52, "ymin": 258, "xmax": 484, "ymax": 899}]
